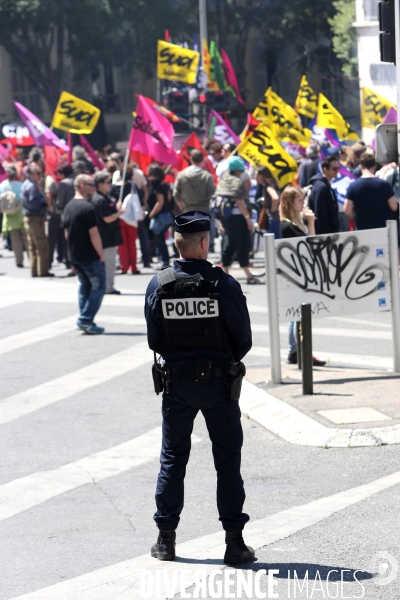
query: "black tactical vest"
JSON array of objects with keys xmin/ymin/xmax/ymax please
[{"xmin": 157, "ymin": 266, "xmax": 233, "ymax": 356}]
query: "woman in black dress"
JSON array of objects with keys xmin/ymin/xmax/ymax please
[
  {"xmin": 279, "ymin": 186, "xmax": 325, "ymax": 367},
  {"xmin": 146, "ymin": 164, "xmax": 174, "ymax": 268}
]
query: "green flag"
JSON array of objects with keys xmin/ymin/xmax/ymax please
[{"xmin": 210, "ymin": 41, "xmax": 227, "ymax": 90}]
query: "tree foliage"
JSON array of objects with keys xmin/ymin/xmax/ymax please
[
  {"xmin": 0, "ymin": 0, "xmax": 187, "ymax": 111},
  {"xmin": 207, "ymin": 0, "xmax": 335, "ymax": 98},
  {"xmin": 328, "ymin": 0, "xmax": 358, "ymax": 78}
]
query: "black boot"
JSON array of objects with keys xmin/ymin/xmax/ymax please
[
  {"xmin": 224, "ymin": 530, "xmax": 256, "ymax": 565},
  {"xmin": 151, "ymin": 530, "xmax": 176, "ymax": 561}
]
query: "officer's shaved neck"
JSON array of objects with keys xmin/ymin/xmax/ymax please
[{"xmin": 175, "ymin": 231, "xmax": 210, "ymax": 260}]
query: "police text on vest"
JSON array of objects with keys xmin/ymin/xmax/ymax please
[{"xmin": 162, "ymin": 298, "xmax": 219, "ymax": 319}]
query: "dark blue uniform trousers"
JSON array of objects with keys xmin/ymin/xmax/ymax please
[{"xmin": 154, "ymin": 380, "xmax": 249, "ymax": 532}]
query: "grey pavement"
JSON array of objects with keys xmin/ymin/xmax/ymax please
[{"xmin": 0, "ymin": 244, "xmax": 399, "ymax": 600}]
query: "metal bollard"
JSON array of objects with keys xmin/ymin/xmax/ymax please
[
  {"xmin": 301, "ymin": 303, "xmax": 313, "ymax": 395},
  {"xmin": 296, "ymin": 321, "xmax": 302, "ymax": 370}
]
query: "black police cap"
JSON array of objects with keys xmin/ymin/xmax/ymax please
[{"xmin": 175, "ymin": 211, "xmax": 211, "ymax": 233}]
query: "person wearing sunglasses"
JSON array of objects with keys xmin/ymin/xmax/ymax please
[
  {"xmin": 307, "ymin": 156, "xmax": 340, "ymax": 235},
  {"xmin": 62, "ymin": 175, "xmax": 106, "ymax": 334},
  {"xmin": 91, "ymin": 169, "xmax": 125, "ymax": 295}
]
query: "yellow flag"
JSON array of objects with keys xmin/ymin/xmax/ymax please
[
  {"xmin": 51, "ymin": 92, "xmax": 101, "ymax": 134},
  {"xmin": 252, "ymin": 99, "xmax": 269, "ymax": 124},
  {"xmin": 361, "ymin": 87, "xmax": 396, "ymax": 128},
  {"xmin": 252, "ymin": 87, "xmax": 271, "ymax": 123},
  {"xmin": 157, "ymin": 40, "xmax": 200, "ymax": 84},
  {"xmin": 295, "ymin": 75, "xmax": 318, "ymax": 119},
  {"xmin": 267, "ymin": 90, "xmax": 311, "ymax": 143},
  {"xmin": 237, "ymin": 124, "xmax": 298, "ymax": 189},
  {"xmin": 282, "ymin": 128, "xmax": 312, "ymax": 148},
  {"xmin": 317, "ymin": 94, "xmax": 358, "ymax": 140},
  {"xmin": 267, "ymin": 88, "xmax": 299, "ymax": 123}
]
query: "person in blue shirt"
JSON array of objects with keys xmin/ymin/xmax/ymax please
[
  {"xmin": 20, "ymin": 163, "xmax": 52, "ymax": 277},
  {"xmin": 145, "ymin": 210, "xmax": 255, "ymax": 566}
]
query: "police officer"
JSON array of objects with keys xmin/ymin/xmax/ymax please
[{"xmin": 145, "ymin": 210, "xmax": 255, "ymax": 565}]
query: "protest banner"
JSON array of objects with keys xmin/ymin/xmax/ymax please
[
  {"xmin": 14, "ymin": 102, "xmax": 69, "ymax": 152},
  {"xmin": 157, "ymin": 40, "xmax": 200, "ymax": 84},
  {"xmin": 361, "ymin": 87, "xmax": 396, "ymax": 129},
  {"xmin": 128, "ymin": 95, "xmax": 178, "ymax": 165},
  {"xmin": 295, "ymin": 75, "xmax": 318, "ymax": 119},
  {"xmin": 317, "ymin": 94, "xmax": 358, "ymax": 141},
  {"xmin": 51, "ymin": 92, "xmax": 101, "ymax": 134},
  {"xmin": 206, "ymin": 110, "xmax": 241, "ymax": 145},
  {"xmin": 236, "ymin": 123, "xmax": 298, "ymax": 188}
]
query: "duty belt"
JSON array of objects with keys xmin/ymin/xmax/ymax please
[{"xmin": 169, "ymin": 366, "xmax": 225, "ymax": 379}]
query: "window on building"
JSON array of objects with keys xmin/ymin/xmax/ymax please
[
  {"xmin": 364, "ymin": 0, "xmax": 379, "ymax": 21},
  {"xmin": 11, "ymin": 60, "xmax": 42, "ymax": 118}
]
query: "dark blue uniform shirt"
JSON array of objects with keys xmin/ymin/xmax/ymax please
[{"xmin": 145, "ymin": 258, "xmax": 252, "ymax": 365}]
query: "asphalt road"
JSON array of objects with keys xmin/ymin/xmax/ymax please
[{"xmin": 0, "ymin": 246, "xmax": 399, "ymax": 600}]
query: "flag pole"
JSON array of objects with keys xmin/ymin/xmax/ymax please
[
  {"xmin": 199, "ymin": 0, "xmax": 208, "ymax": 66},
  {"xmin": 118, "ymin": 147, "xmax": 130, "ymax": 204}
]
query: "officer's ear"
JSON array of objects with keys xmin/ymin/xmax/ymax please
[{"xmin": 200, "ymin": 235, "xmax": 209, "ymax": 250}]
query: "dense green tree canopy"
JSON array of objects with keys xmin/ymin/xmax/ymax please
[
  {"xmin": 0, "ymin": 0, "xmax": 352, "ymax": 111},
  {"xmin": 0, "ymin": 0, "xmax": 187, "ymax": 111},
  {"xmin": 328, "ymin": 0, "xmax": 358, "ymax": 78}
]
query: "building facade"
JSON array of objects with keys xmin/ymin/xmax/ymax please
[{"xmin": 354, "ymin": 0, "xmax": 397, "ymax": 141}]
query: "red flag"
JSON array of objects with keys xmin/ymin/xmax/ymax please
[
  {"xmin": 176, "ymin": 132, "xmax": 216, "ymax": 181},
  {"xmin": 245, "ymin": 114, "xmax": 260, "ymax": 138},
  {"xmin": 165, "ymin": 29, "xmax": 172, "ymax": 43},
  {"xmin": 129, "ymin": 150, "xmax": 153, "ymax": 175},
  {"xmin": 220, "ymin": 49, "xmax": 245, "ymax": 105},
  {"xmin": 44, "ymin": 146, "xmax": 66, "ymax": 179}
]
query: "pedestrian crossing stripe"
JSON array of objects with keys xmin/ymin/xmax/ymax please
[{"xmin": 10, "ymin": 468, "xmax": 400, "ymax": 599}]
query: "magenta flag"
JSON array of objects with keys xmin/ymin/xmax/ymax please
[
  {"xmin": 79, "ymin": 135, "xmax": 105, "ymax": 170},
  {"xmin": 383, "ymin": 107, "xmax": 397, "ymax": 124},
  {"xmin": 0, "ymin": 143, "xmax": 9, "ymax": 159},
  {"xmin": 206, "ymin": 110, "xmax": 241, "ymax": 146},
  {"xmin": 220, "ymin": 49, "xmax": 245, "ymax": 105},
  {"xmin": 128, "ymin": 96, "xmax": 178, "ymax": 165},
  {"xmin": 14, "ymin": 101, "xmax": 69, "ymax": 152}
]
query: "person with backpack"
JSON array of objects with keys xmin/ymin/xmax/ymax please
[
  {"xmin": 0, "ymin": 164, "xmax": 26, "ymax": 267},
  {"xmin": 214, "ymin": 156, "xmax": 261, "ymax": 284}
]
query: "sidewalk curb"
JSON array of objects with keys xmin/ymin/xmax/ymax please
[{"xmin": 240, "ymin": 379, "xmax": 400, "ymax": 447}]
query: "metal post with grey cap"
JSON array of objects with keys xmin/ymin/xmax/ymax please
[{"xmin": 263, "ymin": 233, "xmax": 281, "ymax": 384}]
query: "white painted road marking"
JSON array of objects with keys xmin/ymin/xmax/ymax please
[
  {"xmin": 0, "ymin": 341, "xmax": 152, "ymax": 426},
  {"xmin": 0, "ymin": 429, "xmax": 201, "ymax": 522},
  {"xmin": 0, "ymin": 316, "xmax": 146, "ymax": 356},
  {"xmin": 11, "ymin": 468, "xmax": 400, "ymax": 599},
  {"xmin": 0, "ymin": 427, "xmax": 160, "ymax": 521}
]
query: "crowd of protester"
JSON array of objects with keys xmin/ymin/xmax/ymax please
[{"xmin": 0, "ymin": 134, "xmax": 399, "ymax": 335}]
